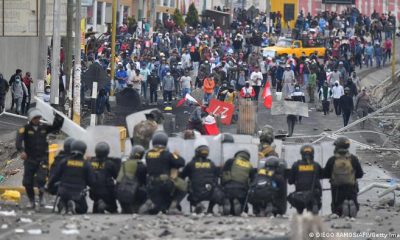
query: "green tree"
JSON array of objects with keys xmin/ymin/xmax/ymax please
[
  {"xmin": 185, "ymin": 3, "xmax": 199, "ymax": 28},
  {"xmin": 172, "ymin": 8, "xmax": 185, "ymax": 29}
]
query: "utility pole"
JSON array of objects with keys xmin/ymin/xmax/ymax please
[
  {"xmin": 37, "ymin": 0, "xmax": 47, "ymax": 99},
  {"xmin": 150, "ymin": 0, "xmax": 155, "ymax": 29},
  {"xmin": 73, "ymin": 0, "xmax": 82, "ymax": 124},
  {"xmin": 50, "ymin": 0, "xmax": 61, "ymax": 106},
  {"xmin": 110, "ymin": 0, "xmax": 117, "ymax": 100},
  {"xmin": 266, "ymin": 0, "xmax": 271, "ymax": 34},
  {"xmin": 392, "ymin": 28, "xmax": 396, "ymax": 83},
  {"xmin": 65, "ymin": 0, "xmax": 74, "ymax": 115}
]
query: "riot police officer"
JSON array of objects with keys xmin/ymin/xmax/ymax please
[
  {"xmin": 258, "ymin": 124, "xmax": 288, "ymax": 214},
  {"xmin": 48, "ymin": 137, "xmax": 75, "ymax": 195},
  {"xmin": 324, "ymin": 137, "xmax": 363, "ymax": 218},
  {"xmin": 258, "ymin": 125, "xmax": 279, "ymax": 160},
  {"xmin": 16, "ymin": 108, "xmax": 64, "ymax": 208},
  {"xmin": 140, "ymin": 131, "xmax": 186, "ymax": 214},
  {"xmin": 181, "ymin": 143, "xmax": 224, "ymax": 214},
  {"xmin": 249, "ymin": 156, "xmax": 286, "ymax": 217},
  {"xmin": 116, "ymin": 145, "xmax": 147, "ymax": 214},
  {"xmin": 288, "ymin": 145, "xmax": 323, "ymax": 215},
  {"xmin": 221, "ymin": 149, "xmax": 255, "ymax": 216},
  {"xmin": 48, "ymin": 140, "xmax": 94, "ymax": 214},
  {"xmin": 89, "ymin": 142, "xmax": 119, "ymax": 213}
]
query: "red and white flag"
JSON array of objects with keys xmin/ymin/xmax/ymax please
[
  {"xmin": 262, "ymin": 81, "xmax": 272, "ymax": 109},
  {"xmin": 176, "ymin": 93, "xmax": 199, "ymax": 107}
]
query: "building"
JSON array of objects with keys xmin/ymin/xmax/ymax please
[{"xmin": 298, "ymin": 0, "xmax": 399, "ymax": 21}]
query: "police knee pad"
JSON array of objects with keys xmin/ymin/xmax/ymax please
[{"xmin": 210, "ymin": 186, "xmax": 225, "ymax": 205}]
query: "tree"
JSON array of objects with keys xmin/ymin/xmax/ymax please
[
  {"xmin": 185, "ymin": 3, "xmax": 199, "ymax": 28},
  {"xmin": 172, "ymin": 8, "xmax": 185, "ymax": 29}
]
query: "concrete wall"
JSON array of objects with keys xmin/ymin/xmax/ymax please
[{"xmin": 0, "ymin": 37, "xmax": 40, "ymax": 95}]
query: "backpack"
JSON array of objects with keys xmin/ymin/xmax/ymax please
[
  {"xmin": 331, "ymin": 154, "xmax": 355, "ymax": 186},
  {"xmin": 116, "ymin": 162, "xmax": 139, "ymax": 203}
]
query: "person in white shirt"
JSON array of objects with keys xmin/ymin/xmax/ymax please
[
  {"xmin": 282, "ymin": 65, "xmax": 295, "ymax": 99},
  {"xmin": 330, "ymin": 69, "xmax": 340, "ymax": 86},
  {"xmin": 126, "ymin": 62, "xmax": 136, "ymax": 86},
  {"xmin": 181, "ymin": 49, "xmax": 192, "ymax": 70},
  {"xmin": 180, "ymin": 71, "xmax": 192, "ymax": 97},
  {"xmin": 331, "ymin": 81, "xmax": 344, "ymax": 116},
  {"xmin": 250, "ymin": 67, "xmax": 263, "ymax": 101}
]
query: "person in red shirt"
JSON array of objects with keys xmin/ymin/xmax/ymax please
[
  {"xmin": 240, "ymin": 81, "xmax": 255, "ymax": 99},
  {"xmin": 383, "ymin": 38, "xmax": 392, "ymax": 66},
  {"xmin": 22, "ymin": 72, "xmax": 33, "ymax": 114}
]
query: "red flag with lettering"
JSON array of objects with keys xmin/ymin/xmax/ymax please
[
  {"xmin": 206, "ymin": 99, "xmax": 235, "ymax": 125},
  {"xmin": 262, "ymin": 81, "xmax": 272, "ymax": 109}
]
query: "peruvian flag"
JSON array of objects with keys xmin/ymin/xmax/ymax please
[
  {"xmin": 262, "ymin": 81, "xmax": 272, "ymax": 109},
  {"xmin": 176, "ymin": 93, "xmax": 200, "ymax": 107}
]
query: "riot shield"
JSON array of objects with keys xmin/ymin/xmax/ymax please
[
  {"xmin": 271, "ymin": 101, "xmax": 309, "ymax": 117},
  {"xmin": 237, "ymin": 99, "xmax": 257, "ymax": 134},
  {"xmin": 35, "ymin": 97, "xmax": 86, "ymax": 140},
  {"xmin": 84, "ymin": 126, "xmax": 122, "ymax": 158}
]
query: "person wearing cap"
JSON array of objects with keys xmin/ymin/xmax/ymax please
[
  {"xmin": 240, "ymin": 81, "xmax": 255, "ymax": 99},
  {"xmin": 16, "ymin": 108, "xmax": 64, "ymax": 209},
  {"xmin": 282, "ymin": 64, "xmax": 295, "ymax": 99},
  {"xmin": 355, "ymin": 87, "xmax": 371, "ymax": 129},
  {"xmin": 148, "ymin": 70, "xmax": 160, "ymax": 105},
  {"xmin": 115, "ymin": 62, "xmax": 128, "ymax": 92},
  {"xmin": 339, "ymin": 87, "xmax": 354, "ymax": 127}
]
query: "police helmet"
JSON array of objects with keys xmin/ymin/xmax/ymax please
[
  {"xmin": 28, "ymin": 108, "xmax": 42, "ymax": 122},
  {"xmin": 264, "ymin": 156, "xmax": 280, "ymax": 169},
  {"xmin": 95, "ymin": 142, "xmax": 110, "ymax": 158},
  {"xmin": 300, "ymin": 144, "xmax": 314, "ymax": 156},
  {"xmin": 221, "ymin": 133, "xmax": 234, "ymax": 143},
  {"xmin": 234, "ymin": 149, "xmax": 251, "ymax": 161},
  {"xmin": 195, "ymin": 145, "xmax": 210, "ymax": 158},
  {"xmin": 63, "ymin": 137, "xmax": 75, "ymax": 154},
  {"xmin": 71, "ymin": 140, "xmax": 87, "ymax": 155},
  {"xmin": 334, "ymin": 137, "xmax": 351, "ymax": 149},
  {"xmin": 259, "ymin": 125, "xmax": 274, "ymax": 144},
  {"xmin": 131, "ymin": 145, "xmax": 145, "ymax": 159},
  {"xmin": 152, "ymin": 131, "xmax": 168, "ymax": 147}
]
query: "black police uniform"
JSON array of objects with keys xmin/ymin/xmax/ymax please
[
  {"xmin": 89, "ymin": 157, "xmax": 120, "ymax": 213},
  {"xmin": 248, "ymin": 167, "xmax": 285, "ymax": 216},
  {"xmin": 48, "ymin": 154, "xmax": 95, "ymax": 214},
  {"xmin": 323, "ymin": 153, "xmax": 363, "ymax": 216},
  {"xmin": 288, "ymin": 160, "xmax": 323, "ymax": 214},
  {"xmin": 16, "ymin": 114, "xmax": 64, "ymax": 203},
  {"xmin": 144, "ymin": 147, "xmax": 186, "ymax": 212},
  {"xmin": 181, "ymin": 156, "xmax": 224, "ymax": 213}
]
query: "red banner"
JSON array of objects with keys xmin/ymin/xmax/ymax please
[{"xmin": 206, "ymin": 99, "xmax": 235, "ymax": 125}]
